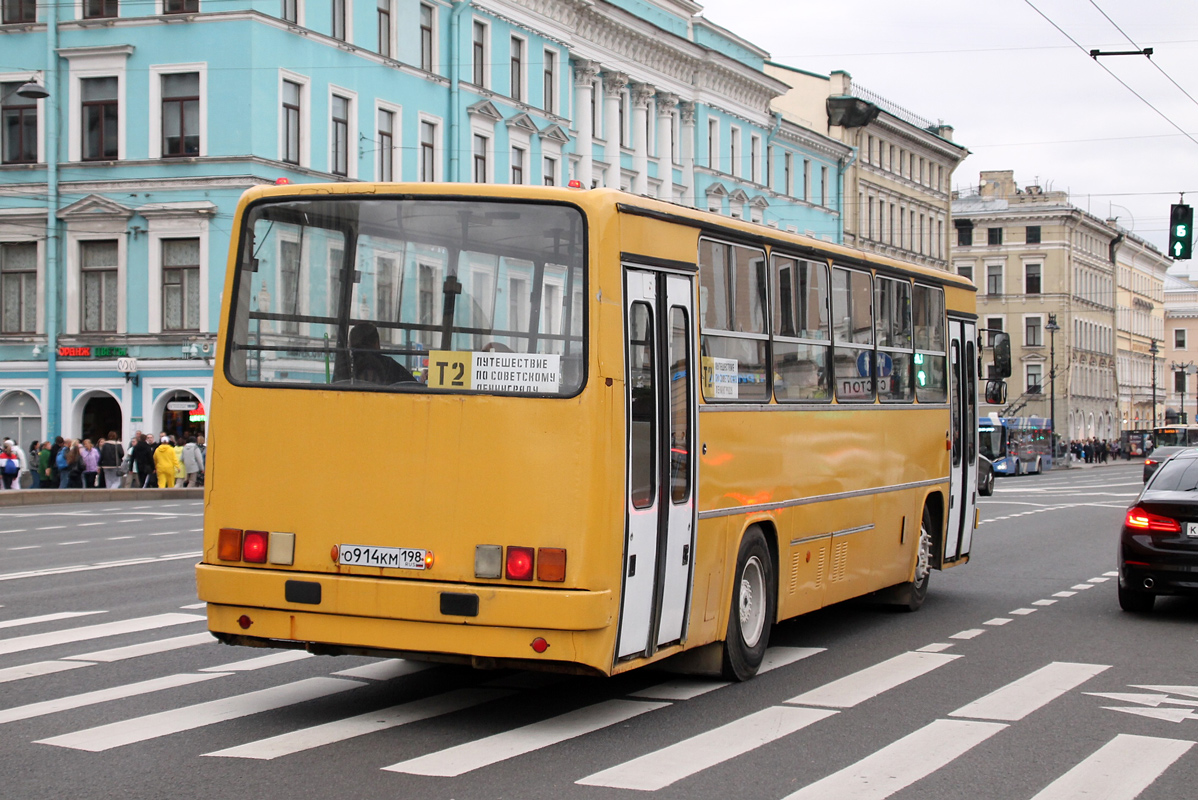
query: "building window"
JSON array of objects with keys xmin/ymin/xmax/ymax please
[
  {"xmin": 472, "ymin": 20, "xmax": 487, "ymax": 87},
  {"xmin": 784, "ymin": 152, "xmax": 793, "ymax": 196},
  {"xmin": 986, "ymin": 316, "xmax": 1003, "ymax": 346},
  {"xmin": 162, "ymin": 238, "xmax": 200, "ymax": 332},
  {"xmin": 1176, "ymin": 329, "xmax": 1187, "ymax": 349},
  {"xmin": 81, "ymin": 77, "xmax": 118, "ymax": 161},
  {"xmin": 510, "ymin": 37, "xmax": 523, "ymax": 102},
  {"xmin": 750, "ymin": 135, "xmax": 760, "ymax": 183},
  {"xmin": 821, "ymin": 165, "xmax": 829, "ymax": 206},
  {"xmin": 281, "ymin": 0, "xmax": 296, "ymax": 23},
  {"xmin": 330, "ymin": 95, "xmax": 349, "ymax": 176},
  {"xmin": 1025, "ymin": 263, "xmax": 1041, "ymax": 294},
  {"xmin": 282, "ymin": 79, "xmax": 301, "ymax": 165},
  {"xmin": 543, "ymin": 156, "xmax": 555, "ymax": 186},
  {"xmin": 729, "ymin": 128, "xmax": 739, "ymax": 176},
  {"xmin": 1026, "ymin": 316, "xmax": 1042, "ymax": 347},
  {"xmin": 957, "ymin": 264, "xmax": 973, "ymax": 283},
  {"xmin": 707, "ymin": 119, "xmax": 717, "ymax": 169},
  {"xmin": 161, "ymin": 72, "xmax": 199, "ymax": 157},
  {"xmin": 377, "ymin": 0, "xmax": 391, "ymax": 57},
  {"xmin": 802, "ymin": 159, "xmax": 810, "ymax": 202},
  {"xmin": 1027, "ymin": 364, "xmax": 1042, "ymax": 394},
  {"xmin": 0, "ymin": 242, "xmax": 36, "ymax": 334},
  {"xmin": 986, "ymin": 264, "xmax": 1003, "ymax": 296},
  {"xmin": 83, "ymin": 0, "xmax": 118, "ymax": 19},
  {"xmin": 332, "ymin": 0, "xmax": 346, "ymax": 41},
  {"xmin": 472, "ymin": 133, "xmax": 487, "ymax": 183},
  {"xmin": 1026, "ymin": 225, "xmax": 1041, "ymax": 244},
  {"xmin": 957, "ymin": 222, "xmax": 973, "ymax": 246},
  {"xmin": 163, "ymin": 0, "xmax": 198, "ymax": 12},
  {"xmin": 511, "ymin": 145, "xmax": 524, "ymax": 184},
  {"xmin": 543, "ymin": 50, "xmax": 556, "ymax": 113},
  {"xmin": 2, "ymin": 0, "xmax": 35, "ymax": 22},
  {"xmin": 1, "ymin": 81, "xmax": 37, "ymax": 165},
  {"xmin": 80, "ymin": 240, "xmax": 118, "ymax": 333},
  {"xmin": 988, "ymin": 227, "xmax": 1003, "ymax": 246},
  {"xmin": 419, "ymin": 3, "xmax": 434, "ymax": 71},
  {"xmin": 419, "ymin": 119, "xmax": 436, "ymax": 181},
  {"xmin": 377, "ymin": 108, "xmax": 394, "ymax": 181}
]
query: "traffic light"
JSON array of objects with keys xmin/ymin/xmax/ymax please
[{"xmin": 1170, "ymin": 204, "xmax": 1193, "ymax": 260}]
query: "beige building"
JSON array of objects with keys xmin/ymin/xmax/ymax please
[
  {"xmin": 953, "ymin": 170, "xmax": 1122, "ymax": 443},
  {"xmin": 764, "ymin": 65, "xmax": 968, "ymax": 271},
  {"xmin": 1114, "ymin": 233, "xmax": 1169, "ymax": 429},
  {"xmin": 1164, "ymin": 270, "xmax": 1198, "ymax": 425}
]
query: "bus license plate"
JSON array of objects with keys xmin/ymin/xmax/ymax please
[{"xmin": 337, "ymin": 544, "xmax": 427, "ymax": 570}]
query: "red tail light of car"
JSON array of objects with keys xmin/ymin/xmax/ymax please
[{"xmin": 1125, "ymin": 507, "xmax": 1182, "ymax": 533}]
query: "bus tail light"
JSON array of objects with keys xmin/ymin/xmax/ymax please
[
  {"xmin": 475, "ymin": 545, "xmax": 502, "ymax": 579},
  {"xmin": 1125, "ymin": 507, "xmax": 1181, "ymax": 533},
  {"xmin": 537, "ymin": 548, "xmax": 567, "ymax": 582},
  {"xmin": 506, "ymin": 547, "xmax": 535, "ymax": 580},
  {"xmin": 243, "ymin": 530, "xmax": 269, "ymax": 563},
  {"xmin": 218, "ymin": 528, "xmax": 243, "ymax": 561},
  {"xmin": 269, "ymin": 532, "xmax": 295, "ymax": 566}
]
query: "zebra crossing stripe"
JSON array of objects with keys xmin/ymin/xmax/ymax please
[
  {"xmin": 0, "ymin": 611, "xmax": 106, "ymax": 631},
  {"xmin": 786, "ymin": 651, "xmax": 960, "ymax": 708},
  {"xmin": 383, "ymin": 698, "xmax": 670, "ymax": 777},
  {"xmin": 630, "ymin": 679, "xmax": 727, "ymax": 700},
  {"xmin": 0, "ymin": 672, "xmax": 224, "ymax": 725},
  {"xmin": 577, "ymin": 705, "xmax": 837, "ymax": 791},
  {"xmin": 204, "ymin": 688, "xmax": 511, "ymax": 760},
  {"xmin": 0, "ymin": 659, "xmax": 92, "ymax": 685},
  {"xmin": 65, "ymin": 632, "xmax": 215, "ymax": 663},
  {"xmin": 37, "ymin": 677, "xmax": 363, "ymax": 752},
  {"xmin": 950, "ymin": 662, "xmax": 1109, "ymax": 721},
  {"xmin": 332, "ymin": 659, "xmax": 435, "ymax": 681},
  {"xmin": 0, "ymin": 613, "xmax": 203, "ymax": 657},
  {"xmin": 781, "ymin": 719, "xmax": 1007, "ymax": 800},
  {"xmin": 1028, "ymin": 734, "xmax": 1193, "ymax": 800},
  {"xmin": 199, "ymin": 650, "xmax": 313, "ymax": 672},
  {"xmin": 758, "ymin": 646, "xmax": 826, "ymax": 674}
]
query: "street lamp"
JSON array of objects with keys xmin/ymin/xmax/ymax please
[
  {"xmin": 1045, "ymin": 314, "xmax": 1060, "ymax": 459},
  {"xmin": 1151, "ymin": 339, "xmax": 1160, "ymax": 427},
  {"xmin": 1172, "ymin": 361, "xmax": 1196, "ymax": 425},
  {"xmin": 0, "ymin": 80, "xmax": 48, "ymax": 103}
]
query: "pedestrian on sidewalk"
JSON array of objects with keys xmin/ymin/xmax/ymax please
[
  {"xmin": 133, "ymin": 434, "xmax": 155, "ymax": 488},
  {"xmin": 154, "ymin": 436, "xmax": 180, "ymax": 489},
  {"xmin": 0, "ymin": 441, "xmax": 19, "ymax": 490},
  {"xmin": 99, "ymin": 431, "xmax": 124, "ymax": 489},
  {"xmin": 181, "ymin": 436, "xmax": 202, "ymax": 488},
  {"xmin": 37, "ymin": 441, "xmax": 52, "ymax": 488},
  {"xmin": 80, "ymin": 439, "xmax": 101, "ymax": 488},
  {"xmin": 2, "ymin": 438, "xmax": 27, "ymax": 490},
  {"xmin": 27, "ymin": 440, "xmax": 40, "ymax": 488}
]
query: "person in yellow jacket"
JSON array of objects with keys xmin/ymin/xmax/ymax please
[
  {"xmin": 172, "ymin": 439, "xmax": 185, "ymax": 487},
  {"xmin": 154, "ymin": 437, "xmax": 180, "ymax": 488}
]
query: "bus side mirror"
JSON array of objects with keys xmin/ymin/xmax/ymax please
[
  {"xmin": 990, "ymin": 331, "xmax": 1012, "ymax": 379},
  {"xmin": 985, "ymin": 380, "xmax": 1007, "ymax": 405}
]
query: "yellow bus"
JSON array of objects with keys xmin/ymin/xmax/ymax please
[{"xmin": 196, "ymin": 183, "xmax": 995, "ymax": 680}]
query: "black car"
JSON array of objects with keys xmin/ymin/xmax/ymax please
[
  {"xmin": 1119, "ymin": 448, "xmax": 1198, "ymax": 612},
  {"xmin": 1143, "ymin": 446, "xmax": 1189, "ymax": 482},
  {"xmin": 978, "ymin": 455, "xmax": 994, "ymax": 496}
]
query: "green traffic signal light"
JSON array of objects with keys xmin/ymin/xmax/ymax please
[{"xmin": 1171, "ymin": 204, "xmax": 1194, "ymax": 260}]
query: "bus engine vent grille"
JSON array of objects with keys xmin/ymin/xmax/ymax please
[
  {"xmin": 814, "ymin": 546, "xmax": 827, "ymax": 588},
  {"xmin": 789, "ymin": 552, "xmax": 800, "ymax": 594},
  {"xmin": 830, "ymin": 541, "xmax": 849, "ymax": 583}
]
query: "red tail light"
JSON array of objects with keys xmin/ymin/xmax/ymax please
[
  {"xmin": 1145, "ymin": 459, "xmax": 1157, "ymax": 466},
  {"xmin": 1125, "ymin": 507, "xmax": 1181, "ymax": 533},
  {"xmin": 505, "ymin": 546, "xmax": 534, "ymax": 580},
  {"xmin": 243, "ymin": 530, "xmax": 269, "ymax": 563}
]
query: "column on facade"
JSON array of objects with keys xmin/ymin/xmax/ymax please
[
  {"xmin": 572, "ymin": 59, "xmax": 601, "ymax": 189},
  {"xmin": 630, "ymin": 82, "xmax": 654, "ymax": 195},
  {"xmin": 654, "ymin": 93, "xmax": 678, "ymax": 203},
  {"xmin": 601, "ymin": 71, "xmax": 628, "ymax": 187},
  {"xmin": 678, "ymin": 101, "xmax": 696, "ymax": 208}
]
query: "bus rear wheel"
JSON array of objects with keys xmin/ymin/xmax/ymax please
[{"xmin": 722, "ymin": 527, "xmax": 775, "ymax": 682}]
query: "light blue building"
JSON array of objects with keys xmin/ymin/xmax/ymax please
[{"xmin": 0, "ymin": 0, "xmax": 850, "ymax": 443}]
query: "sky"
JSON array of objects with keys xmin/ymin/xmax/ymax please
[{"xmin": 696, "ymin": 0, "xmax": 1198, "ymax": 253}]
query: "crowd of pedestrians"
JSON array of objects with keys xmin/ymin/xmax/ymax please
[
  {"xmin": 1067, "ymin": 438, "xmax": 1131, "ymax": 464},
  {"xmin": 0, "ymin": 432, "xmax": 205, "ymax": 491}
]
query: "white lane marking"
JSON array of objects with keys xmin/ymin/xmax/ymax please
[
  {"xmin": 179, "ymin": 602, "xmax": 206, "ymax": 610},
  {"xmin": 758, "ymin": 646, "xmax": 826, "ymax": 674},
  {"xmin": 1132, "ymin": 684, "xmax": 1198, "ymax": 699},
  {"xmin": 2, "ymin": 672, "xmax": 223, "ymax": 725},
  {"xmin": 781, "ymin": 719, "xmax": 1007, "ymax": 800},
  {"xmin": 1053, "ymin": 591, "xmax": 1077, "ymax": 597},
  {"xmin": 36, "ymin": 526, "xmax": 65, "ymax": 530},
  {"xmin": 1010, "ymin": 608, "xmax": 1037, "ymax": 615},
  {"xmin": 205, "ymin": 688, "xmax": 510, "ymax": 761},
  {"xmin": 0, "ymin": 529, "xmax": 28, "ymax": 533},
  {"xmin": 150, "ymin": 531, "xmax": 182, "ymax": 536},
  {"xmin": 7, "ymin": 545, "xmax": 38, "ymax": 551},
  {"xmin": 1032, "ymin": 599, "xmax": 1058, "ymax": 606},
  {"xmin": 984, "ymin": 618, "xmax": 1012, "ymax": 626},
  {"xmin": 0, "ymin": 611, "xmax": 105, "ymax": 631},
  {"xmin": 332, "ymin": 659, "xmax": 435, "ymax": 681},
  {"xmin": 77, "ymin": 522, "xmax": 105, "ymax": 527},
  {"xmin": 578, "ymin": 705, "xmax": 837, "ymax": 791},
  {"xmin": 951, "ymin": 662, "xmax": 1110, "ymax": 721},
  {"xmin": 189, "ymin": 528, "xmax": 203, "ymax": 532},
  {"xmin": 65, "ymin": 632, "xmax": 215, "ymax": 662},
  {"xmin": 199, "ymin": 650, "xmax": 313, "ymax": 672},
  {"xmin": 0, "ymin": 613, "xmax": 203, "ymax": 656},
  {"xmin": 0, "ymin": 659, "xmax": 93, "ymax": 684},
  {"xmin": 383, "ymin": 699, "xmax": 670, "ymax": 777},
  {"xmin": 0, "ymin": 551, "xmax": 201, "ymax": 582},
  {"xmin": 950, "ymin": 629, "xmax": 985, "ymax": 640},
  {"xmin": 1071, "ymin": 584, "xmax": 1094, "ymax": 590},
  {"xmin": 106, "ymin": 536, "xmax": 134, "ymax": 541},
  {"xmin": 1103, "ymin": 571, "xmax": 1118, "ymax": 577},
  {"xmin": 57, "ymin": 540, "xmax": 89, "ymax": 546},
  {"xmin": 786, "ymin": 651, "xmax": 960, "ymax": 708},
  {"xmin": 38, "ymin": 677, "xmax": 363, "ymax": 751},
  {"xmin": 1104, "ymin": 706, "xmax": 1198, "ymax": 722},
  {"xmin": 1087, "ymin": 692, "xmax": 1198, "ymax": 708},
  {"xmin": 916, "ymin": 643, "xmax": 954, "ymax": 653},
  {"xmin": 631, "ymin": 679, "xmax": 729, "ymax": 700},
  {"xmin": 1089, "ymin": 577, "xmax": 1111, "ymax": 583},
  {"xmin": 1028, "ymin": 734, "xmax": 1193, "ymax": 800}
]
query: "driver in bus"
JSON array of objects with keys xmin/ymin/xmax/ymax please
[{"xmin": 349, "ymin": 322, "xmax": 416, "ymax": 385}]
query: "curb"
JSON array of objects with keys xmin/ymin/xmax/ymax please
[{"xmin": 0, "ymin": 488, "xmax": 204, "ymax": 507}]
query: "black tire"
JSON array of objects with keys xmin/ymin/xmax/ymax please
[
  {"xmin": 893, "ymin": 505, "xmax": 933, "ymax": 612},
  {"xmin": 721, "ymin": 527, "xmax": 775, "ymax": 681},
  {"xmin": 1118, "ymin": 583, "xmax": 1155, "ymax": 613}
]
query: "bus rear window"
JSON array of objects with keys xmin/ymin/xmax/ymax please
[{"xmin": 226, "ymin": 198, "xmax": 586, "ymax": 396}]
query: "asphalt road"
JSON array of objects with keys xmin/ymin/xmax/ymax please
[{"xmin": 2, "ymin": 465, "xmax": 1196, "ymax": 800}]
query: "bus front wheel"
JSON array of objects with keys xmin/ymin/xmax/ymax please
[
  {"xmin": 722, "ymin": 527, "xmax": 775, "ymax": 682},
  {"xmin": 892, "ymin": 506, "xmax": 933, "ymax": 612}
]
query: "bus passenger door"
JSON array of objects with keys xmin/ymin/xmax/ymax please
[
  {"xmin": 618, "ymin": 268, "xmax": 697, "ymax": 659},
  {"xmin": 943, "ymin": 319, "xmax": 978, "ymax": 564}
]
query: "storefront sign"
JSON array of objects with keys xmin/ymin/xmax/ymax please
[
  {"xmin": 167, "ymin": 401, "xmax": 199, "ymax": 411},
  {"xmin": 56, "ymin": 346, "xmax": 130, "ymax": 358}
]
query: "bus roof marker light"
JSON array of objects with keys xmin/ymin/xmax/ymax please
[
  {"xmin": 475, "ymin": 545, "xmax": 502, "ymax": 579},
  {"xmin": 568, "ymin": 179, "xmax": 583, "ymax": 189},
  {"xmin": 506, "ymin": 547, "xmax": 535, "ymax": 581},
  {"xmin": 218, "ymin": 529, "xmax": 243, "ymax": 562},
  {"xmin": 531, "ymin": 637, "xmax": 549, "ymax": 653}
]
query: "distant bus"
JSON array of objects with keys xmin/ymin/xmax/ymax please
[
  {"xmin": 1151, "ymin": 426, "xmax": 1198, "ymax": 448},
  {"xmin": 979, "ymin": 416, "xmax": 1052, "ymax": 475},
  {"xmin": 196, "ymin": 183, "xmax": 995, "ymax": 681}
]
